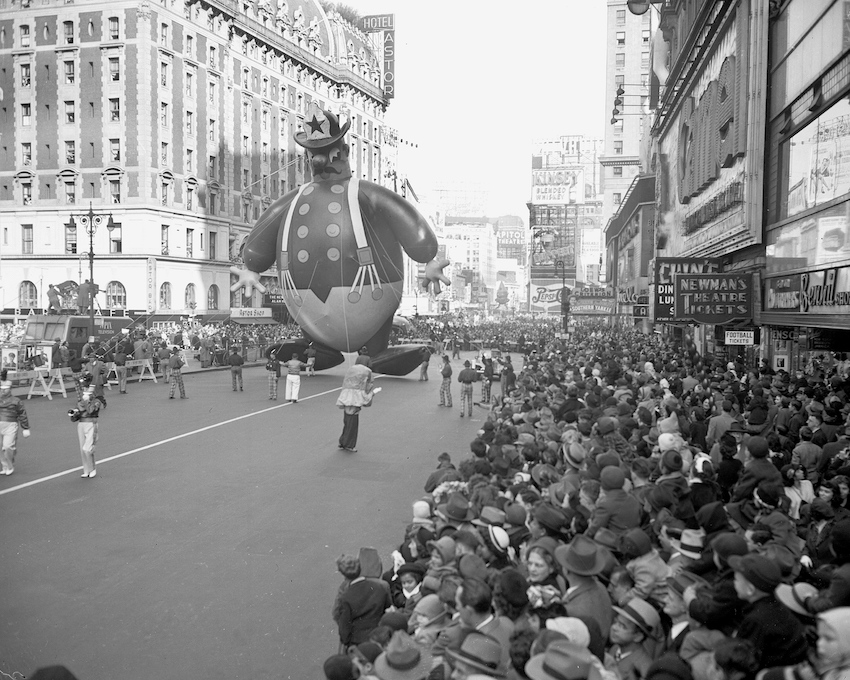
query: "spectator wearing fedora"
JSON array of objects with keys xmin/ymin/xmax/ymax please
[
  {"xmin": 373, "ymin": 631, "xmax": 433, "ymax": 680},
  {"xmin": 444, "ymin": 630, "xmax": 506, "ymax": 678},
  {"xmin": 731, "ymin": 436, "xmax": 783, "ymax": 503},
  {"xmin": 451, "ymin": 578, "xmax": 514, "ymax": 675},
  {"xmin": 607, "ymin": 597, "xmax": 658, "ymax": 680},
  {"xmin": 525, "ymin": 640, "xmax": 602, "ymax": 680},
  {"xmin": 585, "ymin": 467, "xmax": 641, "ymax": 540},
  {"xmin": 728, "ymin": 553, "xmax": 808, "ymax": 667},
  {"xmin": 555, "ymin": 535, "xmax": 614, "ymax": 636},
  {"xmin": 458, "ymin": 360, "xmax": 479, "ymax": 418},
  {"xmin": 657, "ymin": 571, "xmax": 709, "ymax": 657}
]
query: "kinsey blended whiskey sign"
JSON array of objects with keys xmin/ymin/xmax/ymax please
[
  {"xmin": 674, "ymin": 273, "xmax": 753, "ymax": 324},
  {"xmin": 654, "ymin": 257, "xmax": 721, "ymax": 322}
]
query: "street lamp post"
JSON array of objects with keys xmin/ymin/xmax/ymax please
[
  {"xmin": 555, "ymin": 259, "xmax": 570, "ymax": 334},
  {"xmin": 66, "ymin": 203, "xmax": 116, "ymax": 339}
]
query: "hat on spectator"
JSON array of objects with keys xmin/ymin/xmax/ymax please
[
  {"xmin": 534, "ymin": 504, "xmax": 568, "ymax": 533},
  {"xmin": 596, "ymin": 451, "xmax": 621, "ymax": 471},
  {"xmin": 755, "ymin": 482, "xmax": 782, "ymax": 508},
  {"xmin": 660, "ymin": 449, "xmax": 683, "ymax": 472},
  {"xmin": 413, "ymin": 594, "xmax": 448, "ymax": 626},
  {"xmin": 728, "ymin": 553, "xmax": 782, "ymax": 593},
  {"xmin": 324, "ymin": 655, "xmax": 356, "ymax": 680},
  {"xmin": 600, "ymin": 466, "xmax": 626, "ymax": 491},
  {"xmin": 671, "ymin": 529, "xmax": 705, "ymax": 560},
  {"xmin": 525, "ymin": 641, "xmax": 602, "ymax": 680},
  {"xmin": 644, "ymin": 654, "xmax": 693, "ymax": 680},
  {"xmin": 426, "ymin": 536, "xmax": 456, "ymax": 564},
  {"xmin": 564, "ymin": 443, "xmax": 587, "ymax": 469},
  {"xmin": 436, "ymin": 493, "xmax": 476, "ymax": 523},
  {"xmin": 486, "ymin": 526, "xmax": 510, "ymax": 555},
  {"xmin": 612, "ymin": 597, "xmax": 660, "ymax": 637},
  {"xmin": 349, "ymin": 641, "xmax": 384, "ymax": 665},
  {"xmin": 504, "ymin": 502, "xmax": 527, "ymax": 526},
  {"xmin": 775, "ymin": 582, "xmax": 818, "ymax": 618},
  {"xmin": 710, "ymin": 532, "xmax": 749, "ymax": 565},
  {"xmin": 412, "ymin": 500, "xmax": 432, "ymax": 521},
  {"xmin": 497, "ymin": 568, "xmax": 529, "ymax": 607},
  {"xmin": 747, "ymin": 436, "xmax": 769, "ymax": 458},
  {"xmin": 546, "ymin": 617, "xmax": 591, "ymax": 649},
  {"xmin": 618, "ymin": 528, "xmax": 652, "ymax": 558},
  {"xmin": 592, "ymin": 527, "xmax": 621, "ymax": 551},
  {"xmin": 397, "ymin": 562, "xmax": 426, "ymax": 581},
  {"xmin": 458, "ymin": 553, "xmax": 489, "ymax": 581},
  {"xmin": 445, "ymin": 631, "xmax": 506, "ymax": 678},
  {"xmin": 555, "ymin": 535, "xmax": 607, "ymax": 576},
  {"xmin": 532, "ymin": 463, "xmax": 560, "ymax": 488},
  {"xmin": 374, "ymin": 631, "xmax": 433, "ymax": 680},
  {"xmin": 472, "ymin": 506, "xmax": 506, "ymax": 528},
  {"xmin": 379, "ymin": 610, "xmax": 410, "ymax": 632},
  {"xmin": 596, "ymin": 417, "xmax": 617, "ymax": 435}
]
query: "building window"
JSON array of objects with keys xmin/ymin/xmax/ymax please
[
  {"xmin": 160, "ymin": 22, "xmax": 169, "ymax": 46},
  {"xmin": 21, "ymin": 63, "xmax": 31, "ymax": 87},
  {"xmin": 209, "ymin": 119, "xmax": 216, "ymax": 142},
  {"xmin": 184, "ymin": 283, "xmax": 196, "ymax": 308},
  {"xmin": 614, "ymin": 140, "xmax": 623, "ymax": 154},
  {"xmin": 207, "ymin": 284, "xmax": 219, "ymax": 309},
  {"xmin": 161, "ymin": 225, "xmax": 169, "ymax": 254},
  {"xmin": 65, "ymin": 223, "xmax": 77, "ymax": 253},
  {"xmin": 242, "ymin": 101, "xmax": 250, "ymax": 123},
  {"xmin": 109, "ymin": 224, "xmax": 122, "ymax": 253},
  {"xmin": 159, "ymin": 282, "xmax": 171, "ymax": 309},
  {"xmin": 160, "ymin": 102, "xmax": 169, "ymax": 127},
  {"xmin": 185, "ymin": 110, "xmax": 194, "ymax": 135},
  {"xmin": 65, "ymin": 181, "xmax": 76, "ymax": 204},
  {"xmin": 21, "ymin": 143, "xmax": 32, "ymax": 166},
  {"xmin": 64, "ymin": 61, "xmax": 75, "ymax": 84},
  {"xmin": 209, "ymin": 46, "xmax": 216, "ymax": 68},
  {"xmin": 20, "ymin": 25, "xmax": 30, "ymax": 48},
  {"xmin": 160, "ymin": 61, "xmax": 169, "ymax": 88},
  {"xmin": 22, "ymin": 183, "xmax": 32, "ymax": 205},
  {"xmin": 185, "ymin": 34, "xmax": 194, "ymax": 55},
  {"xmin": 262, "ymin": 143, "xmax": 268, "ymax": 162},
  {"xmin": 262, "ymin": 109, "xmax": 268, "ymax": 130},
  {"xmin": 209, "ymin": 231, "xmax": 217, "ymax": 259},
  {"xmin": 63, "ymin": 140, "xmax": 75, "ymax": 164},
  {"xmin": 615, "ymin": 53, "xmax": 625, "ymax": 68},
  {"xmin": 616, "ymin": 9, "xmax": 626, "ymax": 23},
  {"xmin": 242, "ymin": 168, "xmax": 249, "ymax": 188},
  {"xmin": 614, "ymin": 192, "xmax": 622, "ymax": 204},
  {"xmin": 106, "ymin": 281, "xmax": 126, "ymax": 309},
  {"xmin": 108, "ymin": 16, "xmax": 119, "ymax": 39},
  {"xmin": 22, "ymin": 103, "xmax": 32, "ymax": 126},
  {"xmin": 613, "ymin": 166, "xmax": 623, "ymax": 177},
  {"xmin": 641, "ymin": 51, "xmax": 649, "ymax": 68},
  {"xmin": 185, "ymin": 148, "xmax": 194, "ymax": 172},
  {"xmin": 108, "ymin": 179, "xmax": 120, "ymax": 203},
  {"xmin": 642, "ymin": 29, "xmax": 651, "ymax": 44},
  {"xmin": 21, "ymin": 225, "xmax": 34, "ymax": 253},
  {"xmin": 109, "ymin": 58, "xmax": 120, "ymax": 81},
  {"xmin": 209, "ymin": 81, "xmax": 217, "ymax": 104},
  {"xmin": 186, "ymin": 184, "xmax": 194, "ymax": 210},
  {"xmin": 208, "ymin": 155, "xmax": 217, "ymax": 177},
  {"xmin": 109, "ymin": 139, "xmax": 120, "ymax": 161},
  {"xmin": 63, "ymin": 21, "xmax": 74, "ymax": 44},
  {"xmin": 63, "ymin": 101, "xmax": 74, "ymax": 124},
  {"xmin": 19, "ymin": 280, "xmax": 37, "ymax": 307},
  {"xmin": 242, "ymin": 136, "xmax": 249, "ymax": 156},
  {"xmin": 161, "ymin": 181, "xmax": 169, "ymax": 205},
  {"xmin": 185, "ymin": 70, "xmax": 194, "ymax": 96},
  {"xmin": 109, "ymin": 99, "xmax": 120, "ymax": 122},
  {"xmin": 616, "ymin": 31, "xmax": 625, "ymax": 45},
  {"xmin": 161, "ymin": 142, "xmax": 168, "ymax": 165},
  {"xmin": 262, "ymin": 77, "xmax": 268, "ymax": 97},
  {"xmin": 186, "ymin": 228, "xmax": 194, "ymax": 257}
]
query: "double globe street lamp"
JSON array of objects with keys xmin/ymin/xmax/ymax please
[{"xmin": 66, "ymin": 203, "xmax": 116, "ymax": 337}]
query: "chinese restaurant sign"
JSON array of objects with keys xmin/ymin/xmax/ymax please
[
  {"xmin": 673, "ymin": 273, "xmax": 753, "ymax": 324},
  {"xmin": 654, "ymin": 257, "xmax": 721, "ymax": 322}
]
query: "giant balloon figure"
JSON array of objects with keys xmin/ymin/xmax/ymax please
[{"xmin": 230, "ymin": 103, "xmax": 447, "ymax": 375}]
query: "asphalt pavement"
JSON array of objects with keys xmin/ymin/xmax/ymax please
[{"xmin": 0, "ymin": 352, "xmax": 497, "ymax": 679}]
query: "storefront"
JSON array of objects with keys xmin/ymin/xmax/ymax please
[{"xmin": 761, "ymin": 0, "xmax": 850, "ymax": 373}]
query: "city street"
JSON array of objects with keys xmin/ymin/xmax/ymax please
[{"xmin": 0, "ymin": 355, "xmax": 491, "ymax": 679}]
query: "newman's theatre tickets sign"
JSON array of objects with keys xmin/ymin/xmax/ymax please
[
  {"xmin": 654, "ymin": 257, "xmax": 721, "ymax": 322},
  {"xmin": 673, "ymin": 273, "xmax": 753, "ymax": 324}
]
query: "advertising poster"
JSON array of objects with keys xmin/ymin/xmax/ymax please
[
  {"xmin": 673, "ymin": 273, "xmax": 753, "ymax": 324},
  {"xmin": 529, "ymin": 281, "xmax": 568, "ymax": 315}
]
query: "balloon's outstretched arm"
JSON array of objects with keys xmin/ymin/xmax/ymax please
[
  {"xmin": 362, "ymin": 183, "xmax": 438, "ymax": 263},
  {"xmin": 229, "ymin": 266, "xmax": 267, "ymax": 296},
  {"xmin": 422, "ymin": 258, "xmax": 452, "ymax": 295}
]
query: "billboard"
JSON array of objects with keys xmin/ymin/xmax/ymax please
[
  {"xmin": 673, "ymin": 273, "xmax": 753, "ymax": 324},
  {"xmin": 531, "ymin": 168, "xmax": 584, "ymax": 205},
  {"xmin": 529, "ymin": 281, "xmax": 568, "ymax": 314},
  {"xmin": 358, "ymin": 15, "xmax": 395, "ymax": 99}
]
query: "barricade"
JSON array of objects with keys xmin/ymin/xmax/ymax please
[
  {"xmin": 105, "ymin": 359, "xmax": 157, "ymax": 385},
  {"xmin": 6, "ymin": 367, "xmax": 73, "ymax": 400}
]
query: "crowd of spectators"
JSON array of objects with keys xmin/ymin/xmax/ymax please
[{"xmin": 325, "ymin": 323, "xmax": 850, "ymax": 680}]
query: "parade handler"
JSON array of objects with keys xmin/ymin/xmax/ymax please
[
  {"xmin": 336, "ymin": 356, "xmax": 380, "ymax": 452},
  {"xmin": 0, "ymin": 379, "xmax": 31, "ymax": 475},
  {"xmin": 229, "ymin": 102, "xmax": 449, "ymax": 376}
]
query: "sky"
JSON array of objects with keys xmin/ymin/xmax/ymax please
[{"xmin": 342, "ymin": 0, "xmax": 608, "ymax": 219}]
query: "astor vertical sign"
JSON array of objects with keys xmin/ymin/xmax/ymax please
[{"xmin": 358, "ymin": 14, "xmax": 395, "ymax": 99}]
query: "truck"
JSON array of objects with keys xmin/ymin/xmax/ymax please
[{"xmin": 20, "ymin": 315, "xmax": 136, "ymax": 369}]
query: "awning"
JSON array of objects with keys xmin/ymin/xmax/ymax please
[
  {"xmin": 608, "ymin": 174, "xmax": 656, "ymax": 237},
  {"xmin": 230, "ymin": 317, "xmax": 279, "ymax": 325},
  {"xmin": 199, "ymin": 313, "xmax": 231, "ymax": 323}
]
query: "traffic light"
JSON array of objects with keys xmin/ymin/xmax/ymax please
[{"xmin": 611, "ymin": 85, "xmax": 625, "ymax": 125}]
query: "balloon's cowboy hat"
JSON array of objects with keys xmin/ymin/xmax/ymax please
[{"xmin": 295, "ymin": 102, "xmax": 351, "ymax": 149}]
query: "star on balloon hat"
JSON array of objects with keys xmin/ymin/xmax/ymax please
[{"xmin": 295, "ymin": 102, "xmax": 351, "ymax": 149}]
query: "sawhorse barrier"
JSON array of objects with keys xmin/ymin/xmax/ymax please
[
  {"xmin": 7, "ymin": 368, "xmax": 73, "ymax": 400},
  {"xmin": 105, "ymin": 359, "xmax": 157, "ymax": 386}
]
